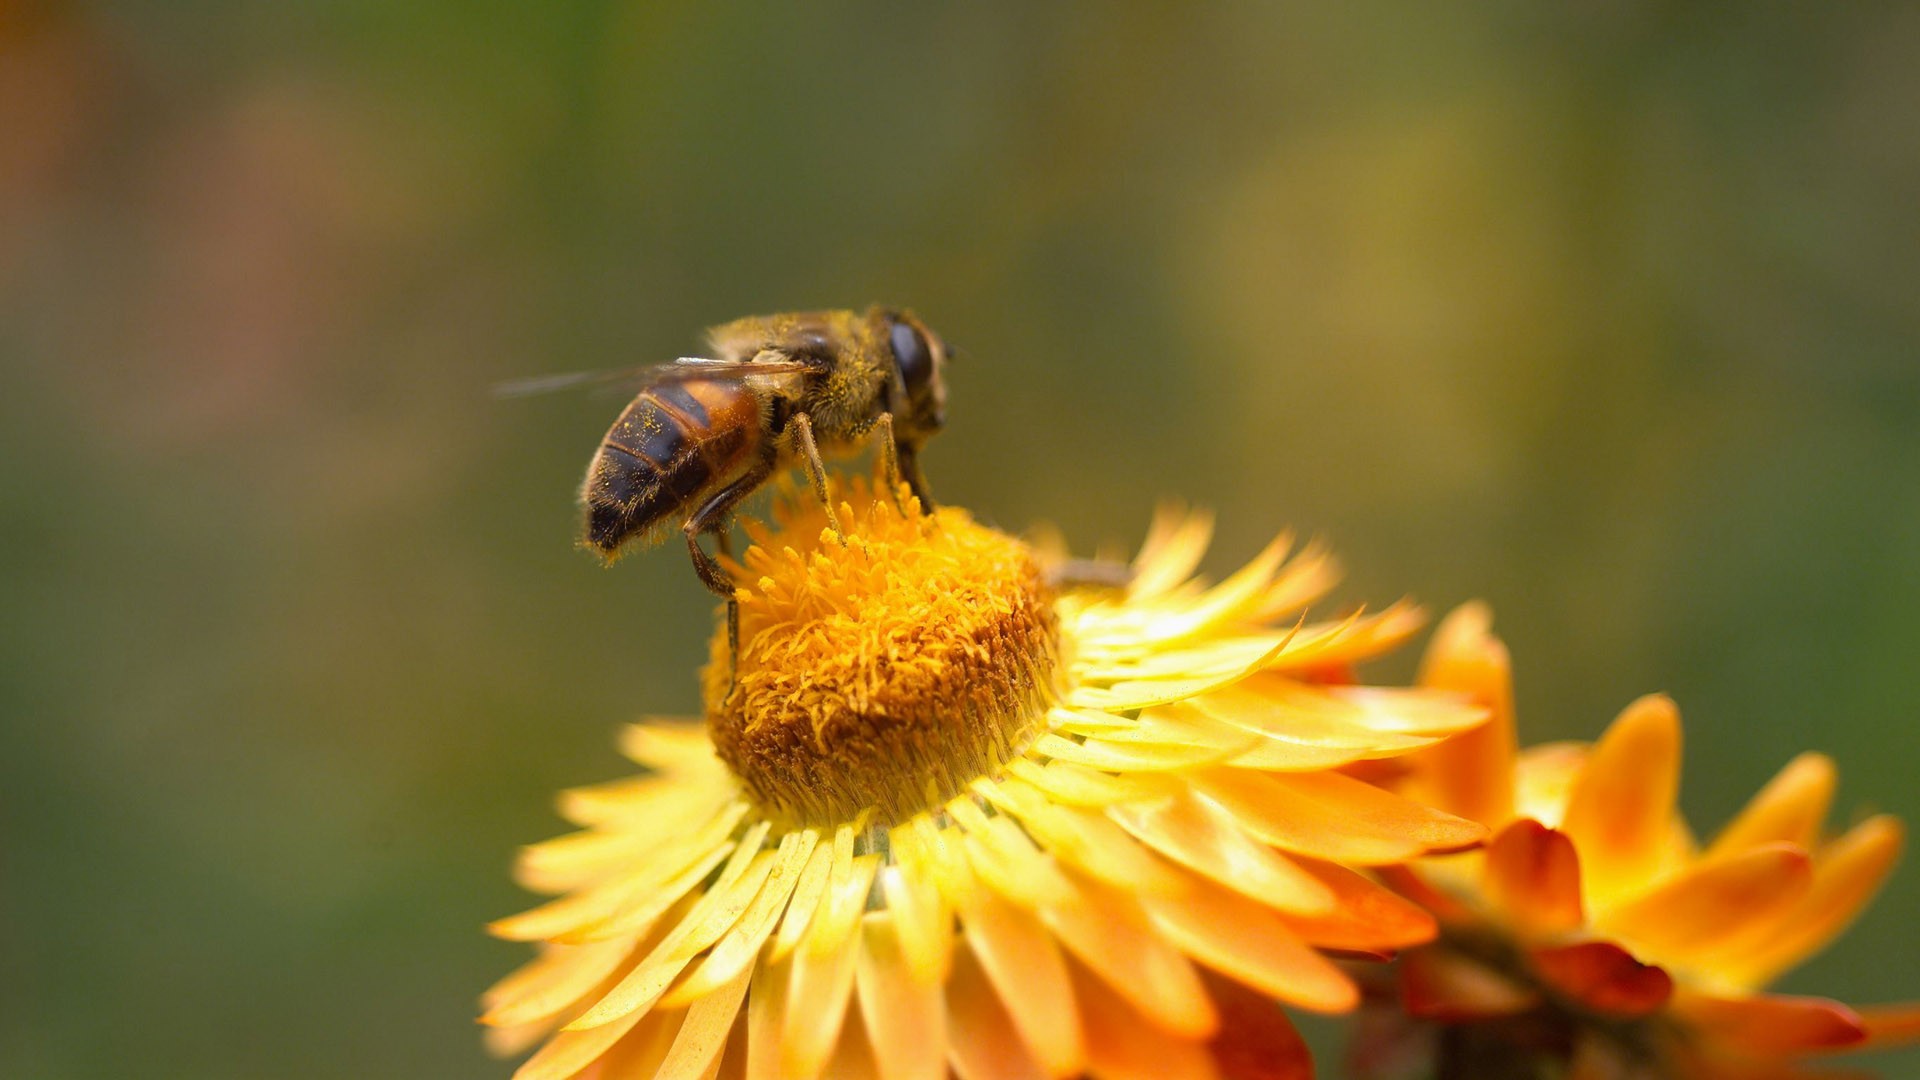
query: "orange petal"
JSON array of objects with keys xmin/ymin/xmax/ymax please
[
  {"xmin": 1856, "ymin": 1001, "xmax": 1920, "ymax": 1049},
  {"xmin": 1719, "ymin": 815, "xmax": 1904, "ymax": 987},
  {"xmin": 945, "ymin": 944, "xmax": 1050, "ymax": 1080},
  {"xmin": 1202, "ymin": 970, "xmax": 1314, "ymax": 1080},
  {"xmin": 1192, "ymin": 767, "xmax": 1486, "ymax": 865},
  {"xmin": 1398, "ymin": 947, "xmax": 1540, "ymax": 1021},
  {"xmin": 1482, "ymin": 820, "xmax": 1584, "ymax": 935},
  {"xmin": 1705, "ymin": 753, "xmax": 1836, "ymax": 861},
  {"xmin": 1273, "ymin": 857, "xmax": 1437, "ymax": 956},
  {"xmin": 1528, "ymin": 941, "xmax": 1672, "ymax": 1017},
  {"xmin": 1069, "ymin": 960, "xmax": 1220, "ymax": 1080},
  {"xmin": 1559, "ymin": 695, "xmax": 1682, "ymax": 903},
  {"xmin": 1673, "ymin": 991, "xmax": 1867, "ymax": 1055},
  {"xmin": 955, "ymin": 873, "xmax": 1084, "ymax": 1076},
  {"xmin": 854, "ymin": 911, "xmax": 948, "ymax": 1080},
  {"xmin": 1404, "ymin": 602, "xmax": 1515, "ymax": 827},
  {"xmin": 1596, "ymin": 842, "xmax": 1811, "ymax": 963},
  {"xmin": 1138, "ymin": 873, "xmax": 1358, "ymax": 1014},
  {"xmin": 1037, "ymin": 870, "xmax": 1217, "ymax": 1039},
  {"xmin": 1107, "ymin": 792, "xmax": 1336, "ymax": 915}
]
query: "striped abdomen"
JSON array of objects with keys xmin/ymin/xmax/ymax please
[{"xmin": 582, "ymin": 379, "xmax": 761, "ymax": 554}]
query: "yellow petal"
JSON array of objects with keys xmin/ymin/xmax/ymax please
[
  {"xmin": 619, "ymin": 721, "xmax": 723, "ymax": 772},
  {"xmin": 657, "ymin": 963, "xmax": 752, "ymax": 1079},
  {"xmin": 567, "ymin": 832, "xmax": 776, "ymax": 1029},
  {"xmin": 855, "ymin": 911, "xmax": 949, "ymax": 1080},
  {"xmin": 1037, "ymin": 870, "xmax": 1217, "ymax": 1039},
  {"xmin": 489, "ymin": 834, "xmax": 735, "ymax": 945},
  {"xmin": 957, "ymin": 876, "xmax": 1084, "ymax": 1077},
  {"xmin": 804, "ymin": 850, "xmax": 880, "ymax": 959},
  {"xmin": 664, "ymin": 829, "xmax": 818, "ymax": 1006},
  {"xmin": 1559, "ymin": 694, "xmax": 1682, "ymax": 903},
  {"xmin": 1032, "ymin": 731, "xmax": 1243, "ymax": 772},
  {"xmin": 1596, "ymin": 842, "xmax": 1811, "ymax": 963},
  {"xmin": 744, "ymin": 956, "xmax": 791, "ymax": 1080},
  {"xmin": 1069, "ymin": 959, "xmax": 1220, "ymax": 1080},
  {"xmin": 878, "ymin": 856, "xmax": 952, "ymax": 986},
  {"xmin": 1248, "ymin": 540, "xmax": 1340, "ymax": 623},
  {"xmin": 1137, "ymin": 877, "xmax": 1357, "ymax": 1013},
  {"xmin": 590, "ymin": 1007, "xmax": 685, "ymax": 1077},
  {"xmin": 768, "ymin": 828, "xmax": 840, "ymax": 963},
  {"xmin": 946, "ymin": 944, "xmax": 1050, "ymax": 1080},
  {"xmin": 1402, "ymin": 602, "xmax": 1515, "ymax": 827},
  {"xmin": 1718, "ymin": 815, "xmax": 1905, "ymax": 987},
  {"xmin": 1108, "ymin": 792, "xmax": 1336, "ymax": 916},
  {"xmin": 514, "ymin": 797, "xmax": 745, "ymax": 895},
  {"xmin": 510, "ymin": 1006, "xmax": 646, "ymax": 1080},
  {"xmin": 1004, "ymin": 757, "xmax": 1145, "ymax": 808},
  {"xmin": 974, "ymin": 776, "xmax": 1185, "ymax": 895},
  {"xmin": 481, "ymin": 938, "xmax": 637, "ymax": 1029},
  {"xmin": 1704, "ymin": 752, "xmax": 1836, "ymax": 861},
  {"xmin": 1127, "ymin": 504, "xmax": 1214, "ymax": 599},
  {"xmin": 780, "ymin": 922, "xmax": 862, "ymax": 1078}
]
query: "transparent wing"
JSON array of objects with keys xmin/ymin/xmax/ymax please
[{"xmin": 491, "ymin": 357, "xmax": 812, "ymax": 399}]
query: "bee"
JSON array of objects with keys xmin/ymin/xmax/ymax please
[{"xmin": 576, "ymin": 307, "xmax": 950, "ymax": 598}]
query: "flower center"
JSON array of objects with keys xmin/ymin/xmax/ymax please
[{"xmin": 703, "ymin": 481, "xmax": 1061, "ymax": 828}]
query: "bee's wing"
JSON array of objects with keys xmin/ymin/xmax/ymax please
[{"xmin": 491, "ymin": 358, "xmax": 811, "ymax": 399}]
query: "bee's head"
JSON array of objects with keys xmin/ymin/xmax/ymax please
[{"xmin": 882, "ymin": 309, "xmax": 948, "ymax": 443}]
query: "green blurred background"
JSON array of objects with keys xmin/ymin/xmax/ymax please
[{"xmin": 4, "ymin": 2, "xmax": 1917, "ymax": 1076}]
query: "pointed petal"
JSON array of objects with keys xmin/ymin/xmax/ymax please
[
  {"xmin": 1275, "ymin": 857, "xmax": 1438, "ymax": 955},
  {"xmin": 1403, "ymin": 602, "xmax": 1515, "ymax": 826},
  {"xmin": 975, "ymin": 776, "xmax": 1184, "ymax": 895},
  {"xmin": 1719, "ymin": 815, "xmax": 1904, "ymax": 987},
  {"xmin": 1560, "ymin": 695, "xmax": 1682, "ymax": 903},
  {"xmin": 1856, "ymin": 1002, "xmax": 1920, "ymax": 1049},
  {"xmin": 768, "ymin": 827, "xmax": 839, "ymax": 962},
  {"xmin": 1190, "ymin": 768, "xmax": 1485, "ymax": 865},
  {"xmin": 664, "ymin": 829, "xmax": 818, "ymax": 1005},
  {"xmin": 1038, "ymin": 870, "xmax": 1217, "ymax": 1039},
  {"xmin": 1528, "ymin": 942, "xmax": 1673, "ymax": 1017},
  {"xmin": 481, "ymin": 938, "xmax": 639, "ymax": 1028},
  {"xmin": 1069, "ymin": 960, "xmax": 1221, "ymax": 1080},
  {"xmin": 779, "ymin": 924, "xmax": 862, "ymax": 1079},
  {"xmin": 946, "ymin": 944, "xmax": 1050, "ymax": 1080},
  {"xmin": 1107, "ymin": 792, "xmax": 1336, "ymax": 916},
  {"xmin": 1203, "ymin": 970, "xmax": 1315, "ymax": 1080},
  {"xmin": 1596, "ymin": 842, "xmax": 1811, "ymax": 962},
  {"xmin": 1138, "ymin": 876, "xmax": 1358, "ymax": 1013},
  {"xmin": 1482, "ymin": 820, "xmax": 1585, "ymax": 935},
  {"xmin": 510, "ymin": 1008, "xmax": 646, "ymax": 1080},
  {"xmin": 1673, "ymin": 991, "xmax": 1867, "ymax": 1055},
  {"xmin": 957, "ymin": 876, "xmax": 1084, "ymax": 1077},
  {"xmin": 855, "ymin": 912, "xmax": 948, "ymax": 1080},
  {"xmin": 744, "ymin": 956, "xmax": 791, "ymax": 1080},
  {"xmin": 657, "ymin": 964, "xmax": 752, "ymax": 1079},
  {"xmin": 1706, "ymin": 753, "xmax": 1836, "ymax": 860}
]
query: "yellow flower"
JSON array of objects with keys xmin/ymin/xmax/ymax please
[
  {"xmin": 1371, "ymin": 604, "xmax": 1920, "ymax": 1079},
  {"xmin": 482, "ymin": 480, "xmax": 1490, "ymax": 1080}
]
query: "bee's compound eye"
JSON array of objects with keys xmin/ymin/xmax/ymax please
[{"xmin": 890, "ymin": 320, "xmax": 934, "ymax": 399}]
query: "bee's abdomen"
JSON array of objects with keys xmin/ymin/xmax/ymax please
[{"xmin": 582, "ymin": 380, "xmax": 759, "ymax": 554}]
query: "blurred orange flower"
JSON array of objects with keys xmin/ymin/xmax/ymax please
[{"xmin": 1366, "ymin": 605, "xmax": 1920, "ymax": 1080}]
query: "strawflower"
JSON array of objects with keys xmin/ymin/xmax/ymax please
[
  {"xmin": 482, "ymin": 480, "xmax": 1493, "ymax": 1080},
  {"xmin": 1359, "ymin": 604, "xmax": 1920, "ymax": 1080}
]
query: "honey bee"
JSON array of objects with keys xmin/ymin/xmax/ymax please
[{"xmin": 577, "ymin": 307, "xmax": 950, "ymax": 598}]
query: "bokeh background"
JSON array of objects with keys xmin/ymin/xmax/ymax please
[{"xmin": 4, "ymin": 2, "xmax": 1918, "ymax": 1076}]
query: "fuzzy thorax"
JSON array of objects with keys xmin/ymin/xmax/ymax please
[{"xmin": 704, "ymin": 480, "xmax": 1059, "ymax": 828}]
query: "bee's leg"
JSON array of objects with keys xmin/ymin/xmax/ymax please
[
  {"xmin": 898, "ymin": 443, "xmax": 935, "ymax": 513},
  {"xmin": 790, "ymin": 412, "xmax": 845, "ymax": 538},
  {"xmin": 871, "ymin": 412, "xmax": 906, "ymax": 511},
  {"xmin": 686, "ymin": 451, "xmax": 778, "ymax": 684}
]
